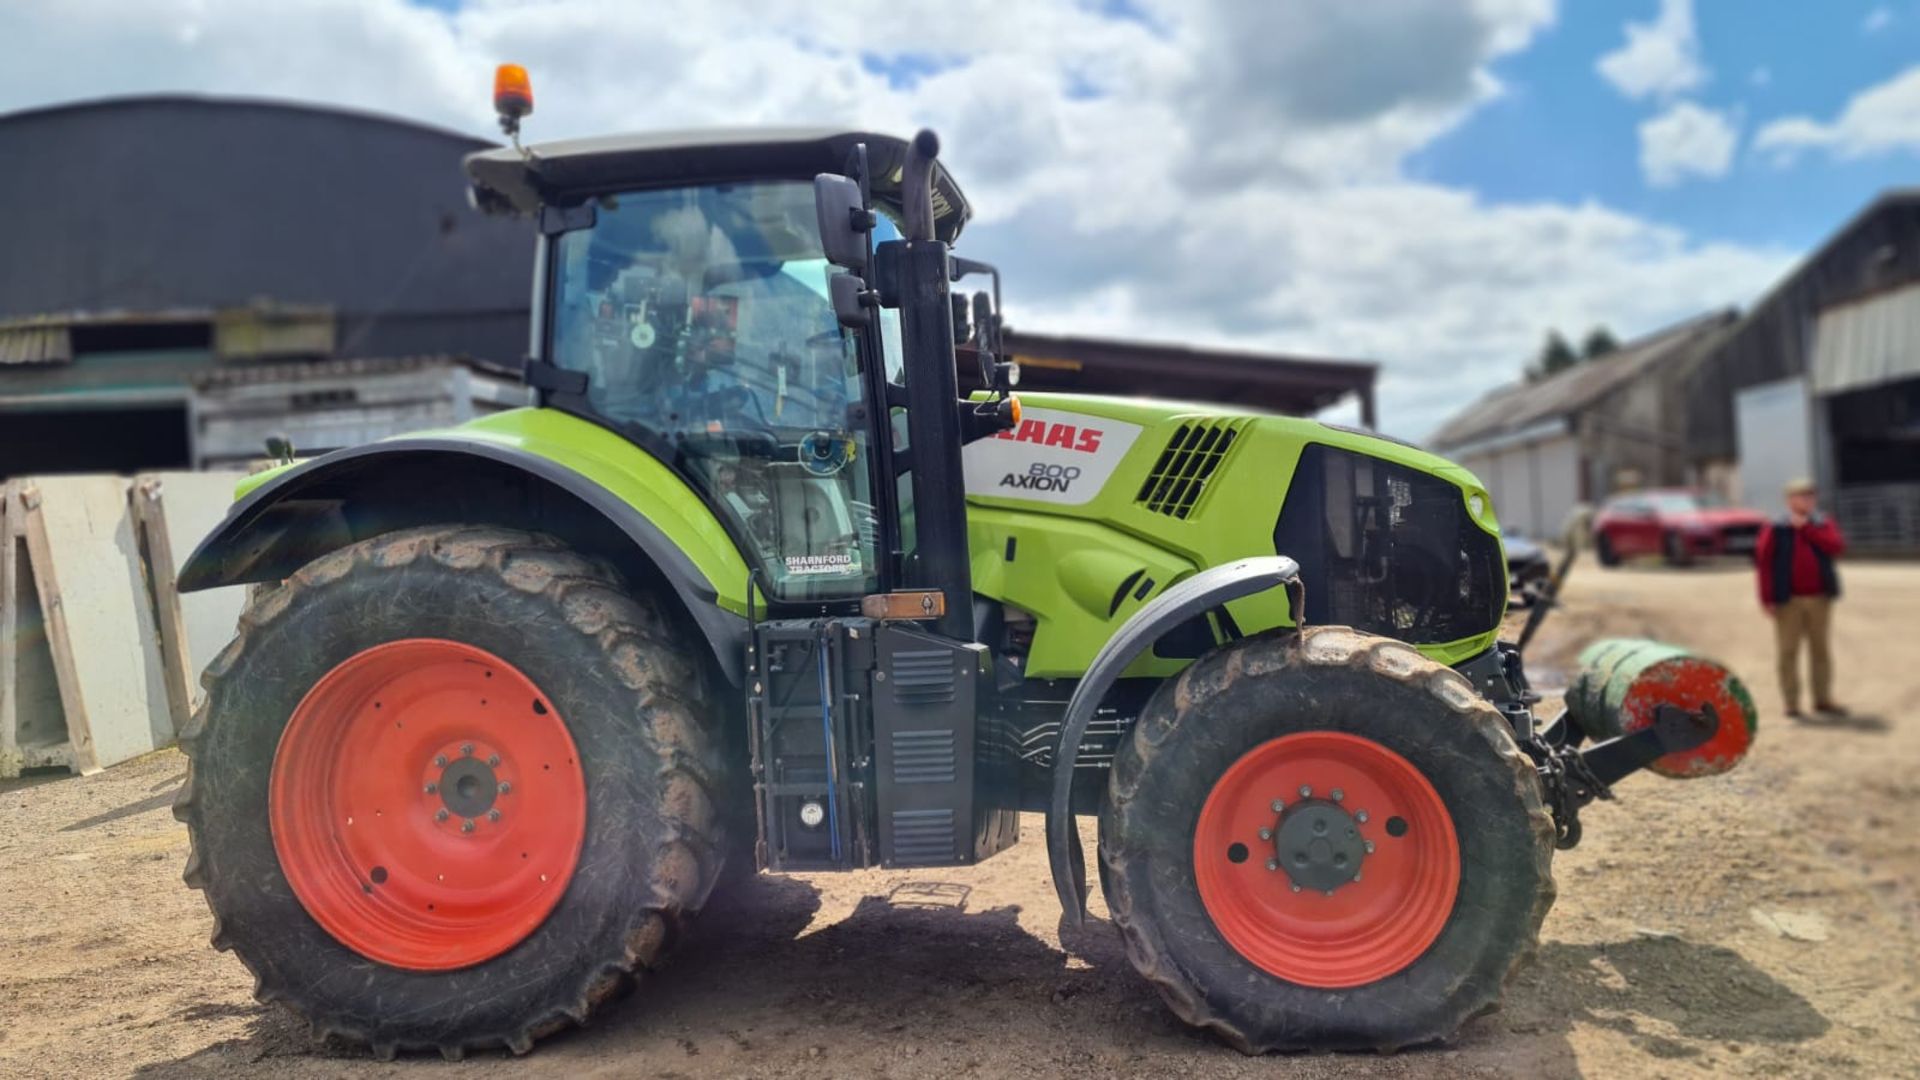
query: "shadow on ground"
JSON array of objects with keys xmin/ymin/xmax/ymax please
[
  {"xmin": 1486, "ymin": 935, "xmax": 1830, "ymax": 1062},
  {"xmin": 130, "ymin": 874, "xmax": 1831, "ymax": 1077},
  {"xmin": 1790, "ymin": 712, "xmax": 1892, "ymax": 734}
]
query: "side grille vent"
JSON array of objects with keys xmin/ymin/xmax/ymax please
[
  {"xmin": 891, "ymin": 729, "xmax": 958, "ymax": 784},
  {"xmin": 1136, "ymin": 420, "xmax": 1244, "ymax": 518},
  {"xmin": 889, "ymin": 808, "xmax": 956, "ymax": 861},
  {"xmin": 889, "ymin": 648, "xmax": 957, "ymax": 704}
]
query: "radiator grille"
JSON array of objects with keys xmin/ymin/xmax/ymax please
[
  {"xmin": 1136, "ymin": 420, "xmax": 1244, "ymax": 518},
  {"xmin": 891, "ymin": 729, "xmax": 958, "ymax": 784}
]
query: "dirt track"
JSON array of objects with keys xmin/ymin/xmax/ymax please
[{"xmin": 3, "ymin": 560, "xmax": 1917, "ymax": 1079}]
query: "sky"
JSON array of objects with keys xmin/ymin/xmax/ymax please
[{"xmin": 4, "ymin": 0, "xmax": 1919, "ymax": 439}]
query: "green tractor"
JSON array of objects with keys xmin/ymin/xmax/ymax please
[{"xmin": 172, "ymin": 74, "xmax": 1755, "ymax": 1060}]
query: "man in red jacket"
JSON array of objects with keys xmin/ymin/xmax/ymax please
[{"xmin": 1755, "ymin": 478, "xmax": 1846, "ymax": 719}]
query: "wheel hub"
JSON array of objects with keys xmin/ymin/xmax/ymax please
[
  {"xmin": 1272, "ymin": 799, "xmax": 1365, "ymax": 894},
  {"xmin": 431, "ymin": 743, "xmax": 502, "ymax": 821},
  {"xmin": 1193, "ymin": 731, "xmax": 1461, "ymax": 988},
  {"xmin": 268, "ymin": 639, "xmax": 587, "ymax": 972}
]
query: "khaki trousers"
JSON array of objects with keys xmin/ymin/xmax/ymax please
[{"xmin": 1773, "ymin": 595, "xmax": 1834, "ymax": 710}]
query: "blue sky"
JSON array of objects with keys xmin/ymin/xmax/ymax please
[
  {"xmin": 5, "ymin": 0, "xmax": 1920, "ymax": 436},
  {"xmin": 1415, "ymin": 1, "xmax": 1918, "ymax": 254}
]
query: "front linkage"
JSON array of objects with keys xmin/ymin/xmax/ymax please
[
  {"xmin": 1458, "ymin": 543, "xmax": 1734, "ymax": 849},
  {"xmin": 1458, "ymin": 641, "xmax": 1720, "ymax": 849}
]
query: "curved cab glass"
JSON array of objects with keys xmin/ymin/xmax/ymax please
[{"xmin": 549, "ymin": 182, "xmax": 889, "ymax": 601}]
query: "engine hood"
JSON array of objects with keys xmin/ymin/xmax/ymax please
[
  {"xmin": 962, "ymin": 393, "xmax": 1488, "ymax": 517},
  {"xmin": 961, "ymin": 392, "xmax": 1505, "ymax": 673}
]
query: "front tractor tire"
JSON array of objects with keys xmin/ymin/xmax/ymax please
[
  {"xmin": 174, "ymin": 526, "xmax": 727, "ymax": 1059},
  {"xmin": 1099, "ymin": 626, "xmax": 1555, "ymax": 1053}
]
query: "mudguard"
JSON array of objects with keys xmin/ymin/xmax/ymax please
[
  {"xmin": 1048, "ymin": 555, "xmax": 1303, "ymax": 922},
  {"xmin": 176, "ymin": 437, "xmax": 750, "ymax": 682}
]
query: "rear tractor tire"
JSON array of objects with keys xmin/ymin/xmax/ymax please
[
  {"xmin": 174, "ymin": 526, "xmax": 728, "ymax": 1059},
  {"xmin": 1099, "ymin": 626, "xmax": 1555, "ymax": 1053}
]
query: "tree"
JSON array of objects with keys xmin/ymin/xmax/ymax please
[
  {"xmin": 1582, "ymin": 326, "xmax": 1620, "ymax": 359},
  {"xmin": 1526, "ymin": 331, "xmax": 1580, "ymax": 383}
]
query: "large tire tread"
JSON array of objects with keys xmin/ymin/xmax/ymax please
[
  {"xmin": 174, "ymin": 525, "xmax": 725, "ymax": 1060},
  {"xmin": 1100, "ymin": 625, "xmax": 1555, "ymax": 1054}
]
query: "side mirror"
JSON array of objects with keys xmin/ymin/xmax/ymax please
[
  {"xmin": 829, "ymin": 272, "xmax": 872, "ymax": 328},
  {"xmin": 970, "ymin": 290, "xmax": 997, "ymax": 389},
  {"xmin": 814, "ymin": 173, "xmax": 872, "ymax": 272}
]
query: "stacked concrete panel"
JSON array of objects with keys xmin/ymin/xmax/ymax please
[{"xmin": 0, "ymin": 471, "xmax": 246, "ymax": 777}]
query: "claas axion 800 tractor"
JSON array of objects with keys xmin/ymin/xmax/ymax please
[{"xmin": 173, "ymin": 68, "xmax": 1758, "ymax": 1059}]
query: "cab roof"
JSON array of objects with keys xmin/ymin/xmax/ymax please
[{"xmin": 465, "ymin": 126, "xmax": 972, "ymax": 243}]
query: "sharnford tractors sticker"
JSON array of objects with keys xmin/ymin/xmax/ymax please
[{"xmin": 962, "ymin": 407, "xmax": 1142, "ymax": 506}]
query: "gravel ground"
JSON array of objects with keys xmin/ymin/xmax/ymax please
[{"xmin": 2, "ymin": 559, "xmax": 1916, "ymax": 1079}]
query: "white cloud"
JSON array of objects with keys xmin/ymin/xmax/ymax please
[
  {"xmin": 1596, "ymin": 0, "xmax": 1707, "ymax": 101},
  {"xmin": 1638, "ymin": 101, "xmax": 1739, "ymax": 186},
  {"xmin": 1864, "ymin": 4, "xmax": 1895, "ymax": 33},
  {"xmin": 1756, "ymin": 64, "xmax": 1920, "ymax": 161},
  {"xmin": 0, "ymin": 0, "xmax": 1790, "ymax": 439}
]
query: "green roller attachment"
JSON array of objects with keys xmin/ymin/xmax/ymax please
[{"xmin": 1566, "ymin": 638, "xmax": 1757, "ymax": 779}]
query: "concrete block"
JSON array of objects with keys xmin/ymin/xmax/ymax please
[
  {"xmin": 6, "ymin": 477, "xmax": 173, "ymax": 773},
  {"xmin": 2, "ymin": 482, "xmax": 79, "ymax": 777},
  {"xmin": 133, "ymin": 472, "xmax": 248, "ymax": 700}
]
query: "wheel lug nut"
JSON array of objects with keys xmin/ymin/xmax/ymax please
[
  {"xmin": 435, "ymin": 809, "xmax": 449, "ymax": 822},
  {"xmin": 1356, "ymin": 810, "xmax": 1369, "ymax": 823},
  {"xmin": 488, "ymin": 809, "xmax": 502, "ymax": 822},
  {"xmin": 461, "ymin": 818, "xmax": 475, "ymax": 833},
  {"xmin": 1265, "ymin": 859, "xmax": 1279, "ymax": 872},
  {"xmin": 1331, "ymin": 788, "xmax": 1344, "ymax": 802},
  {"xmin": 1290, "ymin": 883, "xmax": 1302, "ymax": 893},
  {"xmin": 1270, "ymin": 799, "xmax": 1284, "ymax": 813},
  {"xmin": 498, "ymin": 781, "xmax": 512, "ymax": 795},
  {"xmin": 1298, "ymin": 785, "xmax": 1311, "ymax": 798},
  {"xmin": 424, "ymin": 783, "xmax": 437, "ymax": 794},
  {"xmin": 461, "ymin": 743, "xmax": 475, "ymax": 757},
  {"xmin": 487, "ymin": 754, "xmax": 501, "ymax": 767},
  {"xmin": 1365, "ymin": 841, "xmax": 1375, "ymax": 853},
  {"xmin": 434, "ymin": 754, "xmax": 448, "ymax": 767},
  {"xmin": 1258, "ymin": 827, "xmax": 1272, "ymax": 841}
]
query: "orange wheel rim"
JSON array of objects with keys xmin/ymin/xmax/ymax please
[
  {"xmin": 1193, "ymin": 732, "xmax": 1460, "ymax": 988},
  {"xmin": 269, "ymin": 639, "xmax": 587, "ymax": 971}
]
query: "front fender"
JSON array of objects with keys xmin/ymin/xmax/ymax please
[{"xmin": 1046, "ymin": 556, "xmax": 1303, "ymax": 923}]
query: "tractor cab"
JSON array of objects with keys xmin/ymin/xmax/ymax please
[{"xmin": 467, "ymin": 128, "xmax": 995, "ymax": 609}]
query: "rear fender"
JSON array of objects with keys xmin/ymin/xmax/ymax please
[{"xmin": 178, "ymin": 435, "xmax": 752, "ymax": 683}]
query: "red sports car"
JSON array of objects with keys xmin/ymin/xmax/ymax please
[{"xmin": 1592, "ymin": 489, "xmax": 1767, "ymax": 567}]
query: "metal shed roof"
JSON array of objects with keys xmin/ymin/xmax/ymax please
[
  {"xmin": 0, "ymin": 95, "xmax": 534, "ymax": 364},
  {"xmin": 1428, "ymin": 310, "xmax": 1735, "ymax": 451},
  {"xmin": 999, "ymin": 330, "xmax": 1378, "ymax": 422},
  {"xmin": 1811, "ymin": 282, "xmax": 1920, "ymax": 395}
]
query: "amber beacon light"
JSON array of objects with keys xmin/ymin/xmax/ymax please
[{"xmin": 494, "ymin": 63, "xmax": 534, "ymax": 141}]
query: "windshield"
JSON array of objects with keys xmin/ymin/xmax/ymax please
[
  {"xmin": 1644, "ymin": 491, "xmax": 1718, "ymax": 514},
  {"xmin": 549, "ymin": 181, "xmax": 883, "ymax": 601}
]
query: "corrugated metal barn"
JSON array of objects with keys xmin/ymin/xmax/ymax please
[
  {"xmin": 1429, "ymin": 312, "xmax": 1734, "ymax": 540},
  {"xmin": 0, "ymin": 95, "xmax": 535, "ymax": 475},
  {"xmin": 1683, "ymin": 191, "xmax": 1920, "ymax": 552}
]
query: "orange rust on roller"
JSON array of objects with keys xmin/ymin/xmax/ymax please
[{"xmin": 1567, "ymin": 638, "xmax": 1757, "ymax": 779}]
